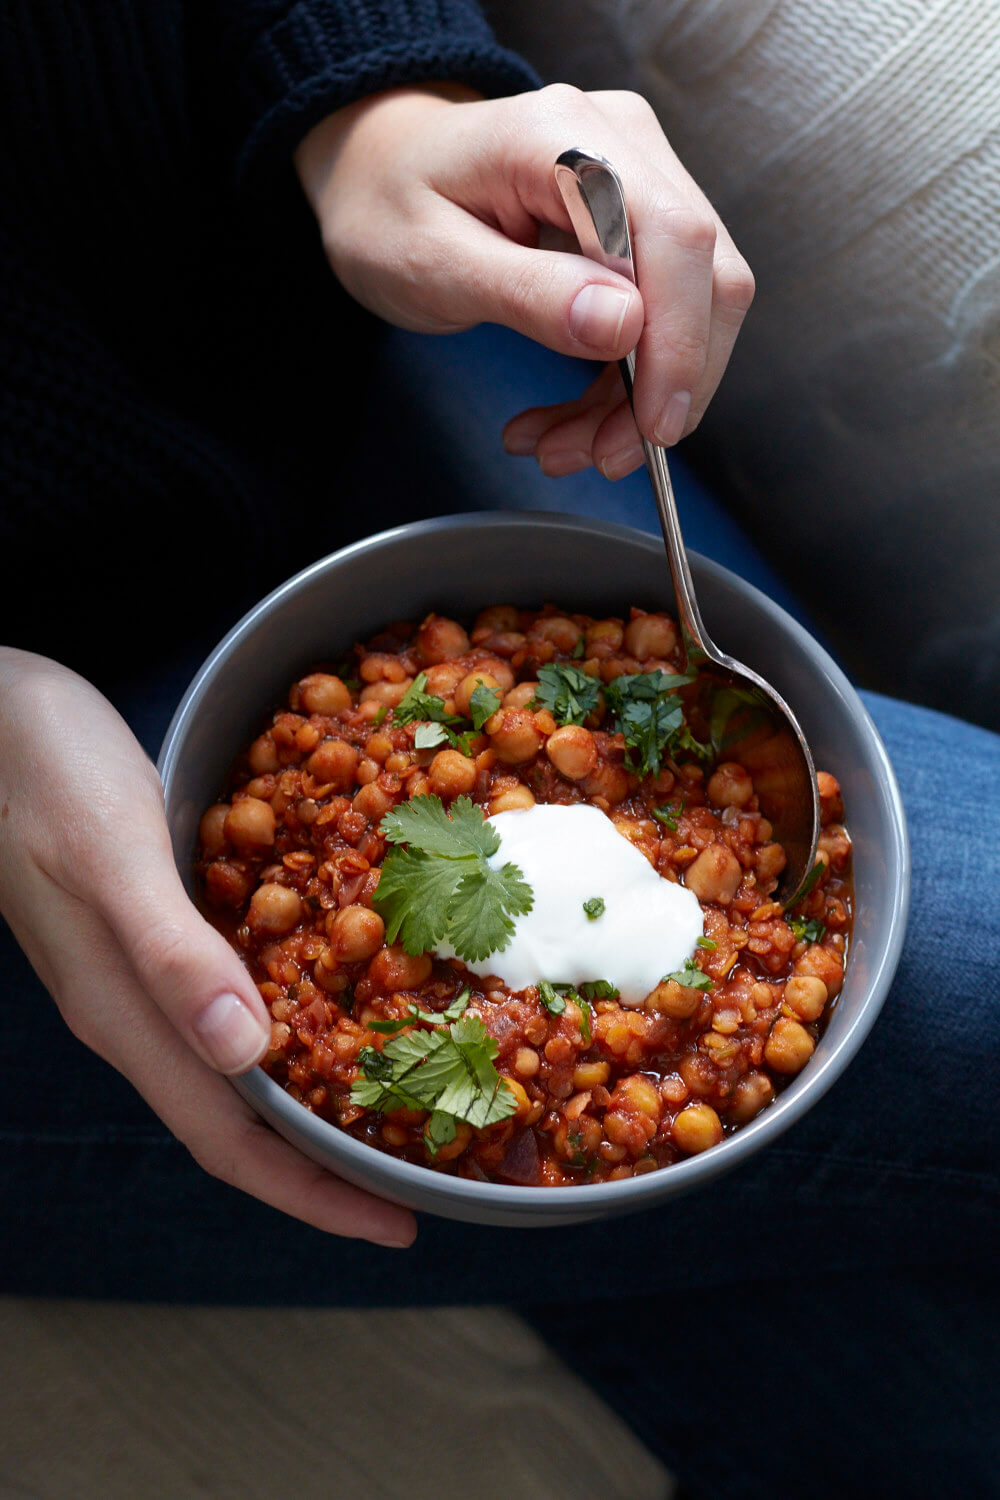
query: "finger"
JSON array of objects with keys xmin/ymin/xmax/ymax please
[
  {"xmin": 11, "ymin": 881, "xmax": 417, "ymax": 1247},
  {"xmin": 687, "ymin": 245, "xmax": 756, "ymax": 432},
  {"xmin": 502, "ymin": 362, "xmax": 622, "ymax": 456},
  {"xmin": 414, "ymin": 204, "xmax": 646, "ymax": 360},
  {"xmin": 630, "ymin": 207, "xmax": 717, "ymax": 445},
  {"xmin": 534, "ymin": 396, "xmax": 640, "ymax": 480}
]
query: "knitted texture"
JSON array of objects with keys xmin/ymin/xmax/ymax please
[{"xmin": 490, "ymin": 0, "xmax": 1000, "ymax": 727}]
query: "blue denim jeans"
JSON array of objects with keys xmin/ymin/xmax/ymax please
[{"xmin": 3, "ymin": 327, "xmax": 997, "ymax": 1498}]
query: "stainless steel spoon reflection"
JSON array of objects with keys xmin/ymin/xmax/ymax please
[{"xmin": 555, "ymin": 148, "xmax": 820, "ymax": 903}]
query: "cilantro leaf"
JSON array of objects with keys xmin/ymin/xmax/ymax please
[
  {"xmin": 468, "ymin": 682, "xmax": 502, "ymax": 731},
  {"xmin": 350, "ymin": 1012, "xmax": 517, "ymax": 1140},
  {"xmin": 368, "ymin": 988, "xmax": 471, "ymax": 1036},
  {"xmin": 582, "ymin": 897, "xmax": 605, "ymax": 921},
  {"xmin": 782, "ymin": 859, "xmax": 826, "ymax": 912},
  {"xmin": 414, "ymin": 722, "xmax": 451, "ymax": 750},
  {"xmin": 663, "ymin": 957, "xmax": 714, "ymax": 992},
  {"xmin": 392, "ymin": 673, "xmax": 462, "ymax": 728},
  {"xmin": 538, "ymin": 980, "xmax": 567, "ymax": 1015},
  {"xmin": 578, "ymin": 979, "xmax": 619, "ymax": 1001},
  {"xmin": 653, "ymin": 801, "xmax": 685, "ymax": 830},
  {"xmin": 533, "ymin": 663, "xmax": 601, "ymax": 726},
  {"xmin": 788, "ymin": 915, "xmax": 827, "ymax": 945},
  {"xmin": 604, "ymin": 670, "xmax": 698, "ymax": 778},
  {"xmin": 375, "ymin": 796, "xmax": 533, "ymax": 961}
]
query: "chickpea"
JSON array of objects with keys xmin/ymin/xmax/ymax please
[
  {"xmin": 454, "ymin": 670, "xmax": 502, "ymax": 717},
  {"xmin": 764, "ymin": 1016, "xmax": 816, "ymax": 1074},
  {"xmin": 247, "ymin": 733, "xmax": 281, "ymax": 775},
  {"xmin": 352, "ymin": 781, "xmax": 393, "ymax": 823},
  {"xmin": 706, "ymin": 762, "xmax": 754, "ymax": 809},
  {"xmin": 247, "ymin": 882, "xmax": 302, "ymax": 935},
  {"xmin": 783, "ymin": 974, "xmax": 829, "ymax": 1022},
  {"xmin": 473, "ymin": 605, "xmax": 519, "ymax": 635},
  {"xmin": 672, "ymin": 1102, "xmax": 723, "ymax": 1154},
  {"xmin": 534, "ymin": 615, "xmax": 582, "ymax": 652},
  {"xmin": 359, "ymin": 679, "xmax": 412, "ymax": 708},
  {"xmin": 415, "ymin": 615, "xmax": 470, "ymax": 665},
  {"xmin": 585, "ymin": 619, "xmax": 624, "ymax": 653},
  {"xmin": 224, "ymin": 796, "xmax": 275, "ymax": 851},
  {"xmin": 306, "ymin": 738, "xmax": 358, "ymax": 788},
  {"xmin": 428, "ymin": 748, "xmax": 477, "ymax": 799},
  {"xmin": 433, "ymin": 1121, "xmax": 473, "ymax": 1162},
  {"xmin": 684, "ymin": 843, "xmax": 743, "ymax": 905},
  {"xmin": 546, "ymin": 724, "xmax": 597, "ymax": 781},
  {"xmin": 298, "ymin": 673, "xmax": 352, "ymax": 715},
  {"xmin": 365, "ymin": 944, "xmax": 433, "ymax": 991},
  {"xmin": 422, "ymin": 661, "xmax": 465, "ymax": 700},
  {"xmin": 489, "ymin": 784, "xmax": 536, "ymax": 813},
  {"xmin": 614, "ymin": 1074, "xmax": 662, "ymax": 1120},
  {"xmin": 795, "ymin": 944, "xmax": 844, "ymax": 998},
  {"xmin": 623, "ymin": 612, "xmax": 677, "ymax": 660},
  {"xmin": 198, "ymin": 804, "xmax": 229, "ymax": 858},
  {"xmin": 729, "ymin": 1071, "xmax": 775, "ymax": 1124},
  {"xmin": 647, "ymin": 978, "xmax": 702, "ymax": 1019},
  {"xmin": 503, "ymin": 681, "xmax": 538, "ymax": 710},
  {"xmin": 755, "ymin": 842, "xmax": 787, "ymax": 883},
  {"xmin": 580, "ymin": 761, "xmax": 630, "ymax": 805},
  {"xmin": 326, "ymin": 905, "xmax": 386, "ymax": 963},
  {"xmin": 204, "ymin": 860, "xmax": 254, "ymax": 907},
  {"xmin": 485, "ymin": 708, "xmax": 542, "ymax": 765}
]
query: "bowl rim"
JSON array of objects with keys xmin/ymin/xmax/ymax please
[{"xmin": 159, "ymin": 510, "xmax": 911, "ymax": 1212}]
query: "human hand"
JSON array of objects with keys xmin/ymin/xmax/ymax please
[
  {"xmin": 0, "ymin": 651, "xmax": 416, "ymax": 1248},
  {"xmin": 295, "ymin": 82, "xmax": 753, "ymax": 480}
]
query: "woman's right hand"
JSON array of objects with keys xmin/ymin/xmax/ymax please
[{"xmin": 0, "ymin": 649, "xmax": 417, "ymax": 1248}]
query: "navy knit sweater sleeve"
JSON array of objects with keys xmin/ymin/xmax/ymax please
[
  {"xmin": 206, "ymin": 0, "xmax": 538, "ymax": 189},
  {"xmin": 0, "ymin": 1, "xmax": 537, "ymax": 695}
]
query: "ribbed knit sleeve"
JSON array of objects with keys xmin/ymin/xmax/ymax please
[{"xmin": 208, "ymin": 0, "xmax": 540, "ymax": 192}]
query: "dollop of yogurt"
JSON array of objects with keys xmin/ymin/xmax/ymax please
[{"xmin": 441, "ymin": 803, "xmax": 703, "ymax": 1005}]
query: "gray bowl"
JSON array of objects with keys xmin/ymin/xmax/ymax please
[{"xmin": 159, "ymin": 512, "xmax": 909, "ymax": 1227}]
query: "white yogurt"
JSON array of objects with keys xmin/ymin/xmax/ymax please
[{"xmin": 439, "ymin": 803, "xmax": 703, "ymax": 1004}]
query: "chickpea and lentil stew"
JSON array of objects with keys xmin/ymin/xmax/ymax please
[{"xmin": 197, "ymin": 604, "xmax": 852, "ymax": 1186}]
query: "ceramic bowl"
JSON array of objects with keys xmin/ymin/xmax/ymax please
[{"xmin": 159, "ymin": 512, "xmax": 909, "ymax": 1227}]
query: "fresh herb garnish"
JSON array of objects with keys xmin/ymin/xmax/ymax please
[
  {"xmin": 782, "ymin": 859, "xmax": 826, "ymax": 911},
  {"xmin": 392, "ymin": 673, "xmax": 462, "ymax": 729},
  {"xmin": 604, "ymin": 670, "xmax": 698, "ymax": 778},
  {"xmin": 468, "ymin": 682, "xmax": 502, "ymax": 731},
  {"xmin": 582, "ymin": 897, "xmax": 605, "ymax": 922},
  {"xmin": 663, "ymin": 958, "xmax": 714, "ymax": 992},
  {"xmin": 575, "ymin": 994, "xmax": 593, "ymax": 1043},
  {"xmin": 696, "ymin": 936, "xmax": 717, "ymax": 951},
  {"xmin": 372, "ymin": 705, "xmax": 389, "ymax": 728},
  {"xmin": 653, "ymin": 800, "xmax": 686, "ymax": 830},
  {"xmin": 368, "ymin": 988, "xmax": 471, "ymax": 1035},
  {"xmin": 571, "ymin": 635, "xmax": 586, "ymax": 660},
  {"xmin": 788, "ymin": 916, "xmax": 827, "ymax": 945},
  {"xmin": 578, "ymin": 979, "xmax": 619, "ymax": 1001},
  {"xmin": 351, "ymin": 1012, "xmax": 517, "ymax": 1152},
  {"xmin": 533, "ymin": 663, "xmax": 601, "ymax": 726},
  {"xmin": 538, "ymin": 980, "xmax": 567, "ymax": 1016},
  {"xmin": 413, "ymin": 721, "xmax": 450, "ymax": 751},
  {"xmin": 375, "ymin": 796, "xmax": 533, "ymax": 962}
]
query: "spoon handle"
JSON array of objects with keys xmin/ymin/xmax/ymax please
[{"xmin": 554, "ymin": 148, "xmax": 715, "ymax": 669}]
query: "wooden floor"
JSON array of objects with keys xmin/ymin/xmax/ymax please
[{"xmin": 0, "ymin": 1300, "xmax": 674, "ymax": 1499}]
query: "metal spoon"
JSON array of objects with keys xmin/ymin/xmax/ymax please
[{"xmin": 555, "ymin": 147, "xmax": 820, "ymax": 903}]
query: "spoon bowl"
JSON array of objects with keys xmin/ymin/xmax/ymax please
[{"xmin": 555, "ymin": 148, "xmax": 820, "ymax": 901}]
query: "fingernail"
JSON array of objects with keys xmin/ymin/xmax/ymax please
[
  {"xmin": 502, "ymin": 430, "xmax": 537, "ymax": 456},
  {"xmin": 194, "ymin": 992, "xmax": 268, "ymax": 1074},
  {"xmin": 599, "ymin": 440, "xmax": 644, "ymax": 480},
  {"xmin": 537, "ymin": 448, "xmax": 591, "ymax": 477},
  {"xmin": 654, "ymin": 390, "xmax": 692, "ymax": 447},
  {"xmin": 569, "ymin": 284, "xmax": 631, "ymax": 350}
]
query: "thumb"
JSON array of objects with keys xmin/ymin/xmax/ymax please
[
  {"xmin": 436, "ymin": 215, "xmax": 645, "ymax": 360},
  {"xmin": 85, "ymin": 816, "xmax": 271, "ymax": 1076}
]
